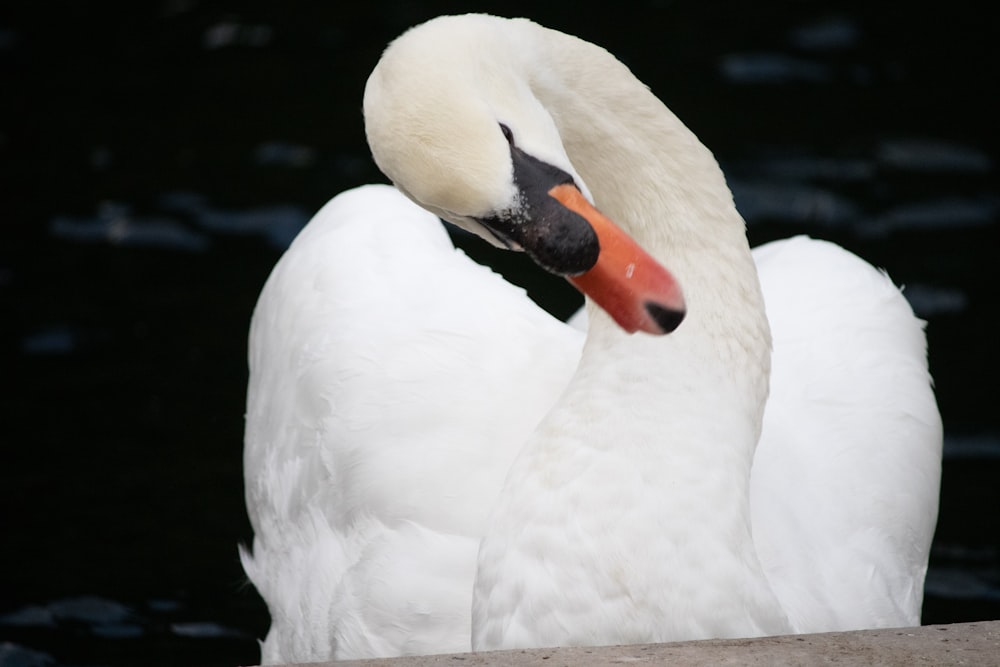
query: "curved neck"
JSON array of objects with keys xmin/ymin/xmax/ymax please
[
  {"xmin": 530, "ymin": 26, "xmax": 772, "ymax": 438},
  {"xmin": 474, "ymin": 24, "xmax": 787, "ymax": 647}
]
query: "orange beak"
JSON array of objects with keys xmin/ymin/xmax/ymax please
[{"xmin": 550, "ymin": 184, "xmax": 686, "ymax": 335}]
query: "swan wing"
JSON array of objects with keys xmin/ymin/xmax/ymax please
[
  {"xmin": 750, "ymin": 236, "xmax": 942, "ymax": 633},
  {"xmin": 241, "ymin": 184, "xmax": 582, "ymax": 660}
]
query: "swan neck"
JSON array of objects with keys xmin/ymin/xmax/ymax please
[
  {"xmin": 528, "ymin": 27, "xmax": 773, "ymax": 422},
  {"xmin": 473, "ymin": 20, "xmax": 789, "ymax": 648}
]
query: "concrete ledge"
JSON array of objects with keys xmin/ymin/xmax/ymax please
[{"xmin": 268, "ymin": 621, "xmax": 1000, "ymax": 666}]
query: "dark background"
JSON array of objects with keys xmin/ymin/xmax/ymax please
[{"xmin": 2, "ymin": 2, "xmax": 997, "ymax": 666}]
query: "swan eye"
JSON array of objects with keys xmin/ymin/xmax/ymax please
[{"xmin": 499, "ymin": 123, "xmax": 514, "ymax": 145}]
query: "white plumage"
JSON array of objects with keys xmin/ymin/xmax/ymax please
[
  {"xmin": 241, "ymin": 14, "xmax": 942, "ymax": 664},
  {"xmin": 241, "ymin": 184, "xmax": 581, "ymax": 659}
]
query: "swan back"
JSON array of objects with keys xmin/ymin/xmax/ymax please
[
  {"xmin": 751, "ymin": 237, "xmax": 942, "ymax": 631},
  {"xmin": 241, "ymin": 185, "xmax": 583, "ymax": 659}
]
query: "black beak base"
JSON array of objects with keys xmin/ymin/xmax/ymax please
[{"xmin": 476, "ymin": 145, "xmax": 599, "ymax": 276}]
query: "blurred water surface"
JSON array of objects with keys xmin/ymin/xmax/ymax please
[{"xmin": 2, "ymin": 2, "xmax": 997, "ymax": 665}]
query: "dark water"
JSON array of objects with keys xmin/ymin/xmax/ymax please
[{"xmin": 2, "ymin": 2, "xmax": 997, "ymax": 666}]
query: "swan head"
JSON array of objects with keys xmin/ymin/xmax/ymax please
[{"xmin": 363, "ymin": 14, "xmax": 685, "ymax": 335}]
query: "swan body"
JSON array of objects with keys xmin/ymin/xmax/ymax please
[{"xmin": 241, "ymin": 14, "xmax": 942, "ymax": 663}]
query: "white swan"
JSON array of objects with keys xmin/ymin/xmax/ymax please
[{"xmin": 240, "ymin": 14, "xmax": 942, "ymax": 663}]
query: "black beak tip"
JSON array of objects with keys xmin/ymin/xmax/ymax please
[{"xmin": 645, "ymin": 302, "xmax": 686, "ymax": 334}]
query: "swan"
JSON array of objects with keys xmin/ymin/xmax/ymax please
[{"xmin": 240, "ymin": 14, "xmax": 942, "ymax": 663}]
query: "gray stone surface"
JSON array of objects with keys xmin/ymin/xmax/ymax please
[{"xmin": 263, "ymin": 621, "xmax": 1000, "ymax": 666}]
